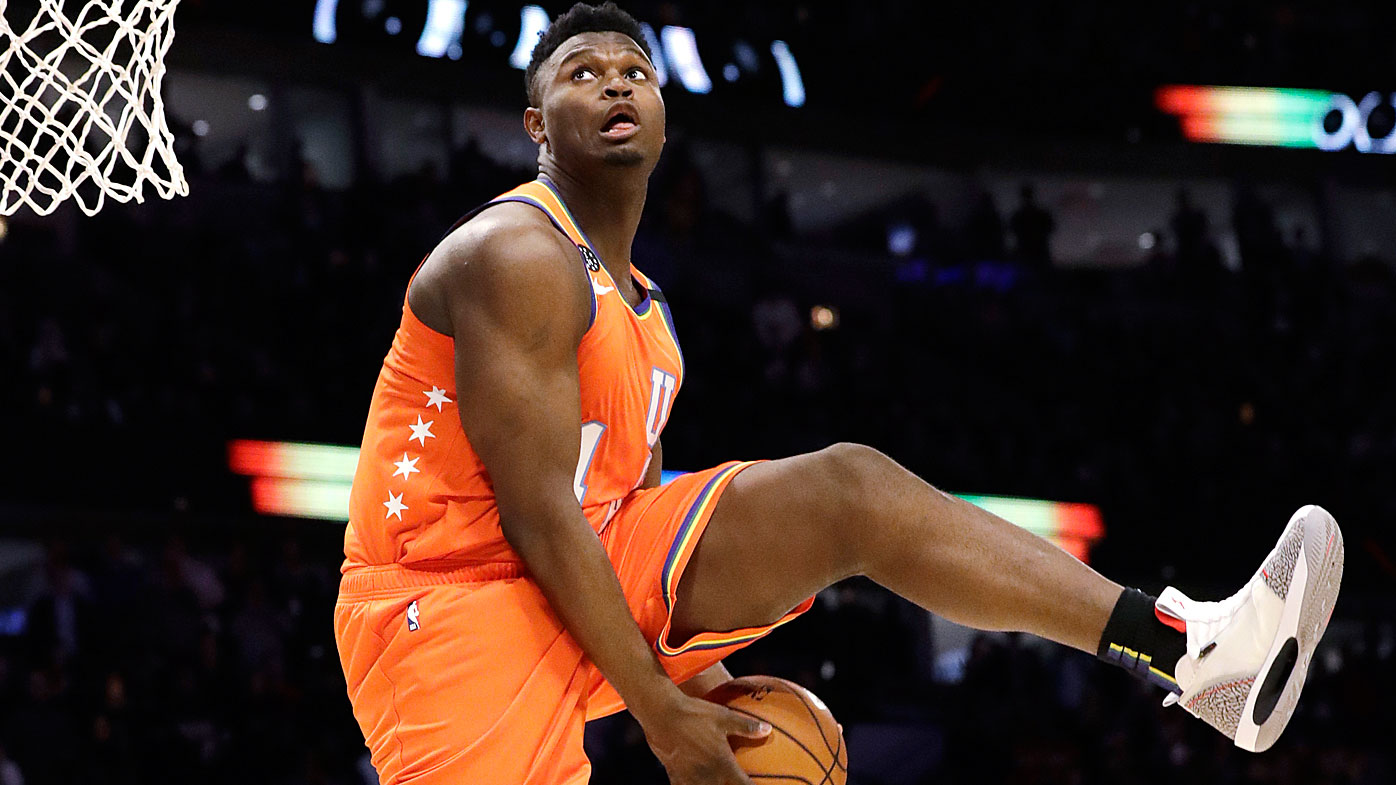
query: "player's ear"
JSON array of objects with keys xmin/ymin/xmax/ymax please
[{"xmin": 524, "ymin": 107, "xmax": 546, "ymax": 145}]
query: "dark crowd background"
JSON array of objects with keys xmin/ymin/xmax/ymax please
[{"xmin": 3, "ymin": 1, "xmax": 1396, "ymax": 784}]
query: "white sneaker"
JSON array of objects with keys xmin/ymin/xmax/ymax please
[{"xmin": 1154, "ymin": 504, "xmax": 1344, "ymax": 753}]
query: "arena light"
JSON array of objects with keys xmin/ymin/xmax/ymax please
[
  {"xmin": 660, "ymin": 26, "xmax": 711, "ymax": 94},
  {"xmin": 1156, "ymin": 85, "xmax": 1396, "ymax": 153},
  {"xmin": 230, "ymin": 440, "xmax": 356, "ymax": 520},
  {"xmin": 770, "ymin": 40, "xmax": 805, "ymax": 108},
  {"xmin": 509, "ymin": 5, "xmax": 550, "ymax": 70},
  {"xmin": 417, "ymin": 0, "xmax": 467, "ymax": 57},
  {"xmin": 1338, "ymin": 92, "xmax": 1396, "ymax": 153},
  {"xmin": 958, "ymin": 495, "xmax": 1105, "ymax": 563},
  {"xmin": 810, "ymin": 305, "xmax": 839, "ymax": 331},
  {"xmin": 309, "ymin": 3, "xmax": 807, "ymax": 107},
  {"xmin": 638, "ymin": 22, "xmax": 669, "ymax": 87},
  {"xmin": 229, "ymin": 439, "xmax": 359, "ymax": 481},
  {"xmin": 663, "ymin": 467, "xmax": 1103, "ymax": 561},
  {"xmin": 0, "ymin": 608, "xmax": 25, "ymax": 636},
  {"xmin": 251, "ymin": 477, "xmax": 353, "ymax": 521},
  {"xmin": 230, "ymin": 440, "xmax": 1103, "ymax": 560},
  {"xmin": 1156, "ymin": 85, "xmax": 1327, "ymax": 148},
  {"xmin": 733, "ymin": 40, "xmax": 759, "ymax": 72},
  {"xmin": 313, "ymin": 0, "xmax": 340, "ymax": 44}
]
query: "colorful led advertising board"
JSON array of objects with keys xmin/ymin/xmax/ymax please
[
  {"xmin": 230, "ymin": 440, "xmax": 1106, "ymax": 562},
  {"xmin": 1157, "ymin": 85, "xmax": 1396, "ymax": 153}
]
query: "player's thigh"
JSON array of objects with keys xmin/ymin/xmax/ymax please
[
  {"xmin": 335, "ymin": 576, "xmax": 592, "ymax": 785},
  {"xmin": 671, "ymin": 443, "xmax": 881, "ymax": 641}
]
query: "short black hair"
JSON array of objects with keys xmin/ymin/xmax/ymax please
[{"xmin": 524, "ymin": 2, "xmax": 653, "ymax": 106}]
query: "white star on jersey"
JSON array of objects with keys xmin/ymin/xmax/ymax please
[
  {"xmin": 383, "ymin": 490, "xmax": 408, "ymax": 520},
  {"xmin": 393, "ymin": 453, "xmax": 421, "ymax": 480},
  {"xmin": 408, "ymin": 415, "xmax": 436, "ymax": 446},
  {"xmin": 424, "ymin": 386, "xmax": 453, "ymax": 412}
]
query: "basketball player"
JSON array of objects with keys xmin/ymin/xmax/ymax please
[{"xmin": 332, "ymin": 4, "xmax": 1345, "ymax": 783}]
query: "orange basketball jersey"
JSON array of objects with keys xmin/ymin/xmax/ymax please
[{"xmin": 342, "ymin": 178, "xmax": 685, "ymax": 570}]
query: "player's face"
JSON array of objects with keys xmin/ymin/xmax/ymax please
[{"xmin": 530, "ymin": 32, "xmax": 665, "ymax": 170}]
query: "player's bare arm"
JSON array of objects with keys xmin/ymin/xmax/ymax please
[
  {"xmin": 677, "ymin": 661, "xmax": 733, "ymax": 699},
  {"xmin": 429, "ymin": 211, "xmax": 764, "ymax": 784}
]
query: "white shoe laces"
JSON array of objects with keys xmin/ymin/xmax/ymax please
[
  {"xmin": 1155, "ymin": 580, "xmax": 1259, "ymax": 707},
  {"xmin": 1158, "ymin": 582, "xmax": 1253, "ymax": 660}
]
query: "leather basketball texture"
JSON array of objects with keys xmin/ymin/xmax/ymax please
[{"xmin": 703, "ymin": 676, "xmax": 847, "ymax": 785}]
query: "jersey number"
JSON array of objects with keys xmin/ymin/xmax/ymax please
[
  {"xmin": 644, "ymin": 367, "xmax": 678, "ymax": 445},
  {"xmin": 573, "ymin": 422, "xmax": 606, "ymax": 504},
  {"xmin": 573, "ymin": 367, "xmax": 678, "ymax": 504}
]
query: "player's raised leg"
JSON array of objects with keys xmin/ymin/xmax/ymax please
[
  {"xmin": 671, "ymin": 443, "xmax": 1122, "ymax": 654},
  {"xmin": 671, "ymin": 443, "xmax": 1343, "ymax": 752}
]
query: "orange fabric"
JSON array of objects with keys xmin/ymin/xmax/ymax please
[
  {"xmin": 342, "ymin": 177, "xmax": 686, "ymax": 570},
  {"xmin": 584, "ymin": 461, "xmax": 815, "ymax": 720},
  {"xmin": 334, "ymin": 461, "xmax": 815, "ymax": 784},
  {"xmin": 335, "ymin": 179, "xmax": 814, "ymax": 784},
  {"xmin": 334, "ymin": 566, "xmax": 592, "ymax": 785}
]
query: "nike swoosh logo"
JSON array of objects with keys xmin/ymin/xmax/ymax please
[{"xmin": 592, "ymin": 281, "xmax": 614, "ymax": 296}]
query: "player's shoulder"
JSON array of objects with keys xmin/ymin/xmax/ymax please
[
  {"xmin": 422, "ymin": 201, "xmax": 590, "ymax": 333},
  {"xmin": 436, "ymin": 201, "xmax": 579, "ymax": 282}
]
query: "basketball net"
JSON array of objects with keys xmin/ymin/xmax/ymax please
[{"xmin": 0, "ymin": 0, "xmax": 187, "ymax": 216}]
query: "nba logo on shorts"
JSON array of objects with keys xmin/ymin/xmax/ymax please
[
  {"xmin": 407, "ymin": 600, "xmax": 421, "ymax": 632},
  {"xmin": 579, "ymin": 246, "xmax": 602, "ymax": 272}
]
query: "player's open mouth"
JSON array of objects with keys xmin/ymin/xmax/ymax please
[{"xmin": 600, "ymin": 112, "xmax": 639, "ymax": 140}]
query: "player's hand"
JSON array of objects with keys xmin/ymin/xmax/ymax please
[{"xmin": 638, "ymin": 692, "xmax": 771, "ymax": 785}]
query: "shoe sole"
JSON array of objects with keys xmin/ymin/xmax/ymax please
[{"xmin": 1233, "ymin": 504, "xmax": 1344, "ymax": 752}]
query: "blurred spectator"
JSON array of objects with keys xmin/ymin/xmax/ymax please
[
  {"xmin": 0, "ymin": 743, "xmax": 21, "ymax": 785},
  {"xmin": 1231, "ymin": 183, "xmax": 1284, "ymax": 277},
  {"xmin": 24, "ymin": 543, "xmax": 93, "ymax": 666},
  {"xmin": 231, "ymin": 579, "xmax": 286, "ymax": 673},
  {"xmin": 763, "ymin": 189, "xmax": 794, "ymax": 240},
  {"xmin": 216, "ymin": 143, "xmax": 252, "ymax": 183},
  {"xmin": 965, "ymin": 191, "xmax": 1006, "ymax": 262},
  {"xmin": 1170, "ymin": 187, "xmax": 1220, "ymax": 284},
  {"xmin": 1009, "ymin": 183, "xmax": 1055, "ymax": 269},
  {"xmin": 162, "ymin": 536, "xmax": 225, "ymax": 612}
]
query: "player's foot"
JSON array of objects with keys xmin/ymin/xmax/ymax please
[{"xmin": 1153, "ymin": 504, "xmax": 1344, "ymax": 752}]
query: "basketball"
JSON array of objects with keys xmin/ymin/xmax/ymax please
[{"xmin": 704, "ymin": 676, "xmax": 847, "ymax": 785}]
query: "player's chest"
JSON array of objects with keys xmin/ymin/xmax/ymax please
[{"xmin": 576, "ymin": 302, "xmax": 682, "ymax": 435}]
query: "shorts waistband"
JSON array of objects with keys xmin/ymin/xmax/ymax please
[{"xmin": 338, "ymin": 561, "xmax": 526, "ymax": 597}]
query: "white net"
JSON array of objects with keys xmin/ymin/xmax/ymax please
[{"xmin": 1, "ymin": 0, "xmax": 187, "ymax": 216}]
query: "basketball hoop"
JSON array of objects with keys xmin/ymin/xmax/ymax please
[{"xmin": 0, "ymin": 0, "xmax": 188, "ymax": 217}]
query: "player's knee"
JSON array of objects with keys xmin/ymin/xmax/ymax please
[
  {"xmin": 813, "ymin": 442, "xmax": 913, "ymax": 567},
  {"xmin": 815, "ymin": 442, "xmax": 895, "ymax": 516}
]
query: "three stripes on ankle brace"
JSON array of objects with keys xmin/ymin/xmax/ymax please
[{"xmin": 1097, "ymin": 588, "xmax": 1187, "ymax": 694}]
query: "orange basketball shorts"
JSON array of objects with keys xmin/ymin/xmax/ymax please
[{"xmin": 333, "ymin": 460, "xmax": 816, "ymax": 785}]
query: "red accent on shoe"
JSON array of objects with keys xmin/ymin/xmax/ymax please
[{"xmin": 1155, "ymin": 607, "xmax": 1188, "ymax": 634}]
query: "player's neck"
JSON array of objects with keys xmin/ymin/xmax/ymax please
[{"xmin": 540, "ymin": 164, "xmax": 647, "ymax": 282}]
